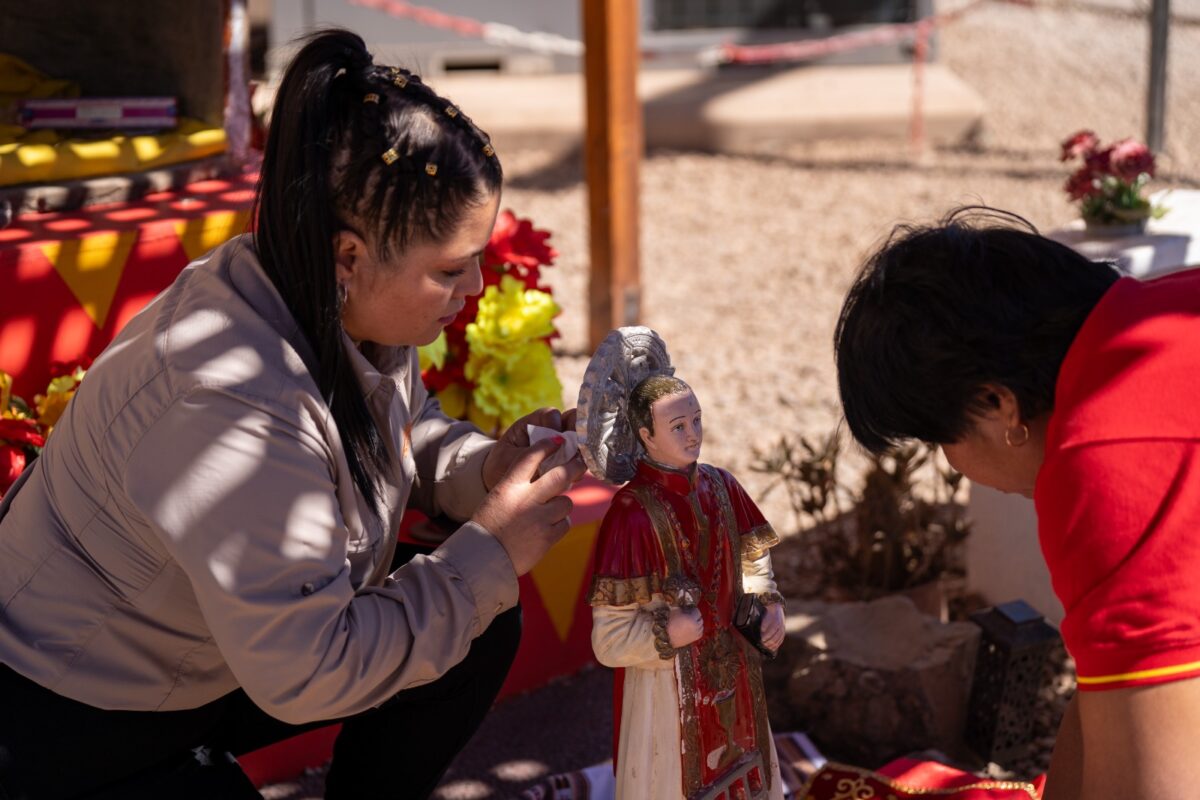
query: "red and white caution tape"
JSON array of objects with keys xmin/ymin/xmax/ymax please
[
  {"xmin": 707, "ymin": 0, "xmax": 991, "ymax": 66},
  {"xmin": 353, "ymin": 0, "xmax": 1033, "ymax": 68},
  {"xmin": 350, "ymin": 0, "xmax": 584, "ymax": 57}
]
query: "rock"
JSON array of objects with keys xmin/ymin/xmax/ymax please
[{"xmin": 766, "ymin": 595, "xmax": 980, "ymax": 766}]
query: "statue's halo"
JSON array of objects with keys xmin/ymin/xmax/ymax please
[{"xmin": 576, "ymin": 326, "xmax": 674, "ymax": 485}]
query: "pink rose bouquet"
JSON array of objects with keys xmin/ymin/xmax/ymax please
[{"xmin": 1061, "ymin": 130, "xmax": 1167, "ymax": 228}]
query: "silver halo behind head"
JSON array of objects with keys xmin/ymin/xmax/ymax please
[{"xmin": 576, "ymin": 326, "xmax": 674, "ymax": 484}]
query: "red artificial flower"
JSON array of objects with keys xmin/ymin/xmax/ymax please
[
  {"xmin": 1109, "ymin": 137, "xmax": 1156, "ymax": 182},
  {"xmin": 0, "ymin": 418, "xmax": 46, "ymax": 449},
  {"xmin": 421, "ymin": 326, "xmax": 471, "ymax": 393},
  {"xmin": 1083, "ymin": 145, "xmax": 1114, "ymax": 179},
  {"xmin": 1060, "ymin": 130, "xmax": 1099, "ymax": 162},
  {"xmin": 484, "ymin": 211, "xmax": 557, "ymax": 289},
  {"xmin": 1, "ymin": 444, "xmax": 26, "ymax": 497},
  {"xmin": 1064, "ymin": 166, "xmax": 1101, "ymax": 201},
  {"xmin": 480, "ymin": 262, "xmax": 507, "ymax": 291},
  {"xmin": 49, "ymin": 357, "xmax": 93, "ymax": 378}
]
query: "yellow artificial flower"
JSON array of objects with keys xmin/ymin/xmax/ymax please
[
  {"xmin": 466, "ymin": 275, "xmax": 558, "ymax": 360},
  {"xmin": 435, "ymin": 382, "xmax": 469, "ymax": 420},
  {"xmin": 35, "ymin": 374, "xmax": 81, "ymax": 433},
  {"xmin": 417, "ymin": 332, "xmax": 448, "ymax": 373},
  {"xmin": 456, "ymin": 274, "xmax": 563, "ymax": 432},
  {"xmin": 465, "ymin": 339, "xmax": 563, "ymax": 430},
  {"xmin": 465, "ymin": 399, "xmax": 500, "ymax": 436},
  {"xmin": 0, "ymin": 371, "xmax": 11, "ymax": 415}
]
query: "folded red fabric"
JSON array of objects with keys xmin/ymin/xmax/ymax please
[{"xmin": 802, "ymin": 762, "xmax": 1041, "ymax": 800}]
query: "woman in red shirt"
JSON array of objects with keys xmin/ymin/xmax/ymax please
[{"xmin": 835, "ymin": 207, "xmax": 1200, "ymax": 800}]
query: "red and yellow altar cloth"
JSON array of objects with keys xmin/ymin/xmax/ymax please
[{"xmin": 0, "ymin": 169, "xmax": 256, "ymax": 400}]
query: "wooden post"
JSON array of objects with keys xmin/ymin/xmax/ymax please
[{"xmin": 582, "ymin": 0, "xmax": 643, "ymax": 351}]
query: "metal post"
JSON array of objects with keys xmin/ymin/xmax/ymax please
[
  {"xmin": 1147, "ymin": 0, "xmax": 1169, "ymax": 153},
  {"xmin": 909, "ymin": 20, "xmax": 929, "ymax": 158},
  {"xmin": 224, "ymin": 0, "xmax": 252, "ymax": 167}
]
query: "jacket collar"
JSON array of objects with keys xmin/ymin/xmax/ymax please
[{"xmin": 225, "ymin": 235, "xmax": 411, "ymax": 399}]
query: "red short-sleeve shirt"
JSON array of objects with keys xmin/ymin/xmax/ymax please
[{"xmin": 1035, "ymin": 269, "xmax": 1200, "ymax": 690}]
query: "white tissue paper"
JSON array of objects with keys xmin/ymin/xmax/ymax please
[{"xmin": 527, "ymin": 424, "xmax": 581, "ymax": 477}]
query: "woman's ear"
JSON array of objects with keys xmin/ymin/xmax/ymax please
[
  {"xmin": 979, "ymin": 383, "xmax": 1022, "ymax": 425},
  {"xmin": 333, "ymin": 230, "xmax": 369, "ymax": 285}
]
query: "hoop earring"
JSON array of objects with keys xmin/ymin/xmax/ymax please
[
  {"xmin": 1005, "ymin": 423, "xmax": 1030, "ymax": 447},
  {"xmin": 336, "ymin": 282, "xmax": 348, "ymax": 312}
]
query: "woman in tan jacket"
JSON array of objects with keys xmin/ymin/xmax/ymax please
[{"xmin": 0, "ymin": 29, "xmax": 582, "ymax": 799}]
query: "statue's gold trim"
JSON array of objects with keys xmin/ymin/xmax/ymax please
[
  {"xmin": 741, "ymin": 523, "xmax": 780, "ymax": 561},
  {"xmin": 587, "ymin": 574, "xmax": 664, "ymax": 607}
]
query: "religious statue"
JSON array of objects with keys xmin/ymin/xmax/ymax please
[{"xmin": 579, "ymin": 327, "xmax": 786, "ymax": 800}]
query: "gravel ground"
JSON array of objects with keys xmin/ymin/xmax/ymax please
[{"xmin": 261, "ymin": 1, "xmax": 1200, "ymax": 795}]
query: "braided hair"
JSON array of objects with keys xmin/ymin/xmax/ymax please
[{"xmin": 253, "ymin": 28, "xmax": 502, "ymax": 512}]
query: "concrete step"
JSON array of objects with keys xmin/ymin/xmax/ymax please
[{"xmin": 432, "ymin": 63, "xmax": 985, "ymax": 156}]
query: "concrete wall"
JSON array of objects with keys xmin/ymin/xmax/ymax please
[
  {"xmin": 965, "ymin": 485, "xmax": 1064, "ymax": 626},
  {"xmin": 0, "ymin": 0, "xmax": 226, "ymax": 125}
]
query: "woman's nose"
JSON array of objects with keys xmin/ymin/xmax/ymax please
[{"xmin": 460, "ymin": 258, "xmax": 484, "ymax": 298}]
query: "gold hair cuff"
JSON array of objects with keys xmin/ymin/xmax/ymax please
[
  {"xmin": 363, "ymin": 92, "xmax": 380, "ymax": 104},
  {"xmin": 381, "ymin": 147, "xmax": 399, "ymax": 165},
  {"xmin": 445, "ymin": 105, "xmax": 459, "ymax": 118},
  {"xmin": 389, "ymin": 68, "xmax": 408, "ymax": 89},
  {"xmin": 482, "ymin": 143, "xmax": 495, "ymax": 157},
  {"xmin": 424, "ymin": 163, "xmax": 438, "ymax": 176}
]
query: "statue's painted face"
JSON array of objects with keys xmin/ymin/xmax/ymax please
[{"xmin": 640, "ymin": 390, "xmax": 702, "ymax": 469}]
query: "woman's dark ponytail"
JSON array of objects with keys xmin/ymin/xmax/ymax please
[
  {"xmin": 254, "ymin": 30, "xmax": 386, "ymax": 511},
  {"xmin": 255, "ymin": 28, "xmax": 504, "ymax": 514}
]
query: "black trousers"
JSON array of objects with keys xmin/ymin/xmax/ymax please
[{"xmin": 0, "ymin": 545, "xmax": 521, "ymax": 800}]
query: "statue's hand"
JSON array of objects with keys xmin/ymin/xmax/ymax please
[
  {"xmin": 667, "ymin": 606, "xmax": 705, "ymax": 648},
  {"xmin": 761, "ymin": 602, "xmax": 786, "ymax": 653}
]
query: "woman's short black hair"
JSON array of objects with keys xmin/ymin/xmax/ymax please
[{"xmin": 834, "ymin": 206, "xmax": 1119, "ymax": 454}]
